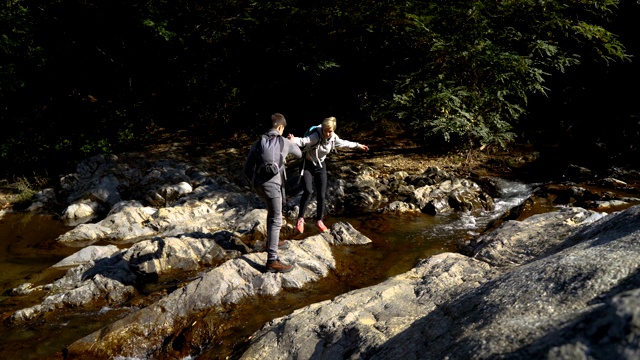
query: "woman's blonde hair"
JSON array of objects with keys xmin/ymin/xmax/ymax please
[{"xmin": 321, "ymin": 116, "xmax": 337, "ymax": 130}]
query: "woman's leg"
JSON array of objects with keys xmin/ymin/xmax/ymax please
[
  {"xmin": 313, "ymin": 163, "xmax": 328, "ymax": 221},
  {"xmin": 297, "ymin": 166, "xmax": 314, "ymax": 219}
]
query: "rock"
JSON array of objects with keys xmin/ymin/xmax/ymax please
[
  {"xmin": 144, "ymin": 181, "xmax": 193, "ymax": 207},
  {"xmin": 240, "ymin": 252, "xmax": 495, "ymax": 360},
  {"xmin": 123, "ymin": 235, "xmax": 237, "ymax": 275},
  {"xmin": 328, "ymin": 222, "xmax": 373, "ymax": 245},
  {"xmin": 240, "ymin": 205, "xmax": 640, "ymax": 359},
  {"xmin": 599, "ymin": 177, "xmax": 628, "ymax": 187},
  {"xmin": 11, "ymin": 253, "xmax": 137, "ymax": 322},
  {"xmin": 64, "ymin": 235, "xmax": 340, "ymax": 357},
  {"xmin": 52, "ymin": 245, "xmax": 121, "ymax": 268},
  {"xmin": 235, "ymin": 208, "xmax": 268, "ymax": 243},
  {"xmin": 471, "ymin": 207, "xmax": 606, "ymax": 267},
  {"xmin": 12, "ymin": 232, "xmax": 254, "ymax": 323},
  {"xmin": 25, "ymin": 188, "xmax": 57, "ymax": 212},
  {"xmin": 405, "ymin": 166, "xmax": 451, "ymax": 187},
  {"xmin": 56, "ymin": 203, "xmax": 158, "ymax": 246},
  {"xmin": 60, "ymin": 199, "xmax": 106, "ymax": 224},
  {"xmin": 411, "ymin": 177, "xmax": 493, "ymax": 215},
  {"xmin": 378, "ymin": 200, "xmax": 420, "ymax": 213}
]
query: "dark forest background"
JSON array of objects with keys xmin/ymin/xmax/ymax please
[{"xmin": 2, "ymin": 0, "xmax": 639, "ymax": 180}]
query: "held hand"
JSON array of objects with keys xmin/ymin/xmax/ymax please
[
  {"xmin": 360, "ymin": 144, "xmax": 369, "ymax": 151},
  {"xmin": 288, "ymin": 134, "xmax": 295, "ymax": 141}
]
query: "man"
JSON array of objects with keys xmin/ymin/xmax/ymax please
[{"xmin": 243, "ymin": 113, "xmax": 302, "ymax": 273}]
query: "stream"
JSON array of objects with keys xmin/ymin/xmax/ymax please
[{"xmin": 0, "ymin": 178, "xmax": 537, "ymax": 359}]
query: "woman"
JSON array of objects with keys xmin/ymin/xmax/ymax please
[{"xmin": 288, "ymin": 116, "xmax": 369, "ymax": 233}]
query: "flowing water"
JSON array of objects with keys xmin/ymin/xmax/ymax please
[{"xmin": 0, "ymin": 179, "xmax": 537, "ymax": 359}]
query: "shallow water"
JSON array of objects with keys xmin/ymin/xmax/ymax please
[
  {"xmin": 0, "ymin": 179, "xmax": 536, "ymax": 359},
  {"xmin": 0, "ymin": 212, "xmax": 75, "ymax": 294},
  {"xmin": 0, "ymin": 212, "xmax": 78, "ymax": 359}
]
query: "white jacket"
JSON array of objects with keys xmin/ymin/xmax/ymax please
[{"xmin": 293, "ymin": 129, "xmax": 360, "ymax": 167}]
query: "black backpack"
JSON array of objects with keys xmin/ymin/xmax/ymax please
[{"xmin": 255, "ymin": 134, "xmax": 285, "ymax": 181}]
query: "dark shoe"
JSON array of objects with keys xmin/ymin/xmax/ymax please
[
  {"xmin": 296, "ymin": 217, "xmax": 305, "ymax": 233},
  {"xmin": 266, "ymin": 259, "xmax": 294, "ymax": 273},
  {"xmin": 315, "ymin": 219, "xmax": 328, "ymax": 232}
]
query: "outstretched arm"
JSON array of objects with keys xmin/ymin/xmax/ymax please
[
  {"xmin": 334, "ymin": 134, "xmax": 369, "ymax": 151},
  {"xmin": 285, "ymin": 137, "xmax": 303, "ymax": 158},
  {"xmin": 288, "ymin": 133, "xmax": 318, "ymax": 148}
]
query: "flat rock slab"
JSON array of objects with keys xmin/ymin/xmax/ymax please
[
  {"xmin": 65, "ymin": 233, "xmax": 348, "ymax": 358},
  {"xmin": 240, "ymin": 205, "xmax": 640, "ymax": 359}
]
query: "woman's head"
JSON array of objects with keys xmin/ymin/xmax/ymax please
[{"xmin": 321, "ymin": 117, "xmax": 336, "ymax": 139}]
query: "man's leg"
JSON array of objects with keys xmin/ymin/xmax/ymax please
[
  {"xmin": 260, "ymin": 183, "xmax": 283, "ymax": 261},
  {"xmin": 260, "ymin": 182, "xmax": 293, "ymax": 273}
]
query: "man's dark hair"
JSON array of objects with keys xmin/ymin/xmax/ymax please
[{"xmin": 271, "ymin": 113, "xmax": 287, "ymax": 128}]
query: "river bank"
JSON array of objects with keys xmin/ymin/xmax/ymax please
[{"xmin": 1, "ymin": 133, "xmax": 639, "ymax": 359}]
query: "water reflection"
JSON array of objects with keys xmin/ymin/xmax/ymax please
[
  {"xmin": 0, "ymin": 212, "xmax": 76, "ymax": 359},
  {"xmin": 0, "ymin": 212, "xmax": 75, "ymax": 294}
]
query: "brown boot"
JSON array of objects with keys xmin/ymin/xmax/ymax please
[{"xmin": 265, "ymin": 259, "xmax": 294, "ymax": 273}]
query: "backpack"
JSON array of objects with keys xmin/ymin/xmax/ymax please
[
  {"xmin": 254, "ymin": 134, "xmax": 285, "ymax": 181},
  {"xmin": 304, "ymin": 124, "xmax": 322, "ymax": 138}
]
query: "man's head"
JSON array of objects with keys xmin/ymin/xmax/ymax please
[{"xmin": 271, "ymin": 113, "xmax": 287, "ymax": 135}]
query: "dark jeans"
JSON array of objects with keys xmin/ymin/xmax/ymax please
[{"xmin": 298, "ymin": 160, "xmax": 327, "ymax": 221}]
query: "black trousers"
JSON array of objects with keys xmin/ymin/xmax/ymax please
[{"xmin": 297, "ymin": 159, "xmax": 327, "ymax": 221}]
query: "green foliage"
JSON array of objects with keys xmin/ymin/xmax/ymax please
[
  {"xmin": 0, "ymin": 0, "xmax": 635, "ymax": 178},
  {"xmin": 369, "ymin": 0, "xmax": 630, "ymax": 150},
  {"xmin": 0, "ymin": 0, "xmax": 44, "ymax": 99},
  {"xmin": 11, "ymin": 177, "xmax": 36, "ymax": 202},
  {"xmin": 5, "ymin": 175, "xmax": 45, "ymax": 206}
]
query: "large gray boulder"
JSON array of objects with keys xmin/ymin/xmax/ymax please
[{"xmin": 240, "ymin": 205, "xmax": 640, "ymax": 360}]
